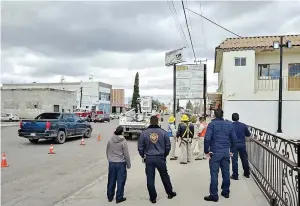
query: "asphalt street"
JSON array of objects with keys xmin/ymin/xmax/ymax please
[{"xmin": 1, "ymin": 119, "xmax": 141, "ymax": 206}]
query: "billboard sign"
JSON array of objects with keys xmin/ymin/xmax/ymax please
[
  {"xmin": 165, "ymin": 48, "xmax": 185, "ymax": 66},
  {"xmin": 176, "ymin": 64, "xmax": 204, "ymax": 99}
]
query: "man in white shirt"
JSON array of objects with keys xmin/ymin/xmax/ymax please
[{"xmin": 192, "ymin": 117, "xmax": 207, "ymax": 160}]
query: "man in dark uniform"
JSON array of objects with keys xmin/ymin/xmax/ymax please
[
  {"xmin": 231, "ymin": 113, "xmax": 251, "ymax": 180},
  {"xmin": 176, "ymin": 114, "xmax": 194, "ymax": 164},
  {"xmin": 138, "ymin": 115, "xmax": 177, "ymax": 204},
  {"xmin": 204, "ymin": 109, "xmax": 237, "ymax": 202}
]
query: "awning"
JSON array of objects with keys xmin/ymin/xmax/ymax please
[{"xmin": 207, "ymin": 92, "xmax": 222, "ymax": 101}]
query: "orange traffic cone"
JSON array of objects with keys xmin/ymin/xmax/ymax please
[
  {"xmin": 1, "ymin": 153, "xmax": 9, "ymax": 167},
  {"xmin": 48, "ymin": 144, "xmax": 55, "ymax": 154},
  {"xmin": 97, "ymin": 134, "xmax": 101, "ymax": 141},
  {"xmin": 80, "ymin": 136, "xmax": 85, "ymax": 145}
]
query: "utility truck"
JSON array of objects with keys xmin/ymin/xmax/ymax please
[{"xmin": 119, "ymin": 96, "xmax": 162, "ymax": 140}]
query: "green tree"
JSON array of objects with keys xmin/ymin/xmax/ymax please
[
  {"xmin": 186, "ymin": 100, "xmax": 193, "ymax": 111},
  {"xmin": 152, "ymin": 99, "xmax": 161, "ymax": 111},
  {"xmin": 131, "ymin": 72, "xmax": 140, "ymax": 111}
]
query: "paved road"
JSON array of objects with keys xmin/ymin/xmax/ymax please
[{"xmin": 1, "ymin": 119, "xmax": 141, "ymax": 206}]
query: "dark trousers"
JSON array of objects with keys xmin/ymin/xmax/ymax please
[
  {"xmin": 107, "ymin": 162, "xmax": 127, "ymax": 201},
  {"xmin": 232, "ymin": 144, "xmax": 250, "ymax": 178},
  {"xmin": 145, "ymin": 156, "xmax": 173, "ymax": 200},
  {"xmin": 209, "ymin": 152, "xmax": 230, "ymax": 200}
]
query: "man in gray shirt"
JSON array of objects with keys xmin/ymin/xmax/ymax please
[{"xmin": 106, "ymin": 126, "xmax": 131, "ymax": 203}]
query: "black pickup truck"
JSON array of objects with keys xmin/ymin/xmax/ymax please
[{"xmin": 18, "ymin": 112, "xmax": 93, "ymax": 144}]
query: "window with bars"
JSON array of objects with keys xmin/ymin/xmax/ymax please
[{"xmin": 258, "ymin": 64, "xmax": 280, "ymax": 80}]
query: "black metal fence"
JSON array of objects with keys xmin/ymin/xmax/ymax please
[{"xmin": 247, "ymin": 126, "xmax": 300, "ymax": 206}]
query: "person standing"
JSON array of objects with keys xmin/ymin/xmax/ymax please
[
  {"xmin": 192, "ymin": 117, "xmax": 207, "ymax": 160},
  {"xmin": 138, "ymin": 115, "xmax": 177, "ymax": 204},
  {"xmin": 106, "ymin": 126, "xmax": 131, "ymax": 203},
  {"xmin": 231, "ymin": 113, "xmax": 251, "ymax": 180},
  {"xmin": 167, "ymin": 116, "xmax": 178, "ymax": 160},
  {"xmin": 176, "ymin": 114, "xmax": 194, "ymax": 164},
  {"xmin": 204, "ymin": 109, "xmax": 237, "ymax": 202}
]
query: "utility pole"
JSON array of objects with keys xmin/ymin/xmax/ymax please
[
  {"xmin": 272, "ymin": 37, "xmax": 292, "ymax": 133},
  {"xmin": 79, "ymin": 87, "xmax": 83, "ymax": 108}
]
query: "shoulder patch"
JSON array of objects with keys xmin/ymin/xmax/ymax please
[{"xmin": 150, "ymin": 133, "xmax": 159, "ymax": 144}]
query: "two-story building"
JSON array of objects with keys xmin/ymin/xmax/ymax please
[{"xmin": 214, "ymin": 35, "xmax": 300, "ymax": 139}]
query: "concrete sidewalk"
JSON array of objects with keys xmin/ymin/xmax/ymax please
[{"xmin": 55, "ymin": 150, "xmax": 268, "ymax": 206}]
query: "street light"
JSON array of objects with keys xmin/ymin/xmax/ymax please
[{"xmin": 272, "ymin": 36, "xmax": 292, "ymax": 133}]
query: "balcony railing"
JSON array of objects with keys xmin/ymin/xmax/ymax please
[
  {"xmin": 255, "ymin": 76, "xmax": 300, "ymax": 91},
  {"xmin": 247, "ymin": 126, "xmax": 300, "ymax": 206}
]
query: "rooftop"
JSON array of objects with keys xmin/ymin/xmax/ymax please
[{"xmin": 214, "ymin": 34, "xmax": 300, "ymax": 73}]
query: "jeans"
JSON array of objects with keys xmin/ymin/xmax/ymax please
[
  {"xmin": 145, "ymin": 156, "xmax": 173, "ymax": 200},
  {"xmin": 209, "ymin": 152, "xmax": 231, "ymax": 200},
  {"xmin": 107, "ymin": 162, "xmax": 127, "ymax": 201},
  {"xmin": 232, "ymin": 144, "xmax": 250, "ymax": 178}
]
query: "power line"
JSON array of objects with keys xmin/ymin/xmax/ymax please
[
  {"xmin": 166, "ymin": 1, "xmax": 189, "ymax": 47},
  {"xmin": 198, "ymin": 1, "xmax": 208, "ymax": 59},
  {"xmin": 185, "ymin": 0, "xmax": 195, "ymax": 47},
  {"xmin": 181, "ymin": 0, "xmax": 196, "ymax": 61},
  {"xmin": 186, "ymin": 8, "xmax": 242, "ymax": 38}
]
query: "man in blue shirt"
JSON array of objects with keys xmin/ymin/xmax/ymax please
[
  {"xmin": 138, "ymin": 115, "xmax": 177, "ymax": 204},
  {"xmin": 204, "ymin": 109, "xmax": 237, "ymax": 202},
  {"xmin": 231, "ymin": 113, "xmax": 251, "ymax": 180}
]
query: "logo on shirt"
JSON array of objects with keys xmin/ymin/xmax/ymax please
[{"xmin": 150, "ymin": 133, "xmax": 159, "ymax": 144}]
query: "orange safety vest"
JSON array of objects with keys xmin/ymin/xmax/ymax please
[{"xmin": 199, "ymin": 122, "xmax": 208, "ymax": 137}]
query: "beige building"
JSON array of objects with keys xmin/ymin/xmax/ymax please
[
  {"xmin": 214, "ymin": 34, "xmax": 300, "ymax": 139},
  {"xmin": 112, "ymin": 89, "xmax": 125, "ymax": 113},
  {"xmin": 1, "ymin": 88, "xmax": 77, "ymax": 118}
]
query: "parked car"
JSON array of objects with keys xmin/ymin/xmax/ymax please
[
  {"xmin": 94, "ymin": 114, "xmax": 110, "ymax": 123},
  {"xmin": 110, "ymin": 114, "xmax": 120, "ymax": 120},
  {"xmin": 18, "ymin": 112, "xmax": 92, "ymax": 144},
  {"xmin": 1, "ymin": 113, "xmax": 20, "ymax": 122}
]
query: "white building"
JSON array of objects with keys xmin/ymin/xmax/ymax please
[
  {"xmin": 1, "ymin": 88, "xmax": 77, "ymax": 118},
  {"xmin": 2, "ymin": 81, "xmax": 112, "ymax": 113},
  {"xmin": 214, "ymin": 35, "xmax": 300, "ymax": 139}
]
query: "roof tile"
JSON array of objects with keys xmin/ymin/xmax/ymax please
[{"xmin": 217, "ymin": 35, "xmax": 300, "ymax": 50}]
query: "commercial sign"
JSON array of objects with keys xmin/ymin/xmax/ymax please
[
  {"xmin": 165, "ymin": 48, "xmax": 185, "ymax": 66},
  {"xmin": 176, "ymin": 64, "xmax": 204, "ymax": 99}
]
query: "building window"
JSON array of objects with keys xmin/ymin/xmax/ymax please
[
  {"xmin": 234, "ymin": 57, "xmax": 246, "ymax": 66},
  {"xmin": 258, "ymin": 64, "xmax": 280, "ymax": 80}
]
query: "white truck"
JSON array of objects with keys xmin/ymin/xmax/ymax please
[{"xmin": 119, "ymin": 96, "xmax": 161, "ymax": 140}]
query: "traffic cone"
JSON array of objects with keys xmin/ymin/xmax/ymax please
[
  {"xmin": 1, "ymin": 153, "xmax": 9, "ymax": 167},
  {"xmin": 80, "ymin": 136, "xmax": 85, "ymax": 145},
  {"xmin": 48, "ymin": 144, "xmax": 55, "ymax": 154},
  {"xmin": 97, "ymin": 134, "xmax": 101, "ymax": 141}
]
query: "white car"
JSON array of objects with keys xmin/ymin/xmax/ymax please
[{"xmin": 1, "ymin": 113, "xmax": 20, "ymax": 122}]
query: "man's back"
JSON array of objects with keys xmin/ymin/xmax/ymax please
[
  {"xmin": 204, "ymin": 119, "xmax": 236, "ymax": 153},
  {"xmin": 232, "ymin": 121, "xmax": 251, "ymax": 144},
  {"xmin": 177, "ymin": 122, "xmax": 194, "ymax": 138},
  {"xmin": 138, "ymin": 126, "xmax": 170, "ymax": 157}
]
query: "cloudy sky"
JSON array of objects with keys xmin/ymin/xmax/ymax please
[{"xmin": 1, "ymin": 0, "xmax": 300, "ymax": 103}]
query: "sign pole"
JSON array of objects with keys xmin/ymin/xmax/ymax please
[{"xmin": 173, "ymin": 63, "xmax": 177, "ymax": 125}]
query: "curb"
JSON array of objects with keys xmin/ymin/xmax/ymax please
[{"xmin": 1, "ymin": 124, "xmax": 19, "ymax": 127}]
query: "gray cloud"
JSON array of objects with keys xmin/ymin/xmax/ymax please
[{"xmin": 1, "ymin": 1, "xmax": 300, "ymax": 96}]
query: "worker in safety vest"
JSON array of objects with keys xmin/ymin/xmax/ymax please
[
  {"xmin": 192, "ymin": 116, "xmax": 207, "ymax": 160},
  {"xmin": 167, "ymin": 116, "xmax": 178, "ymax": 160},
  {"xmin": 176, "ymin": 114, "xmax": 194, "ymax": 164}
]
